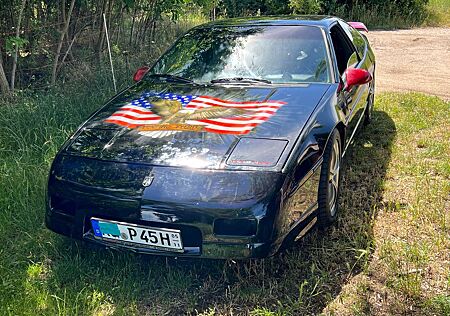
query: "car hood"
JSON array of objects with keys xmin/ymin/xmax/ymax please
[{"xmin": 64, "ymin": 81, "xmax": 330, "ymax": 171}]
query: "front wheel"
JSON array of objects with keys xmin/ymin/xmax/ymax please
[{"xmin": 317, "ymin": 129, "xmax": 342, "ymax": 228}]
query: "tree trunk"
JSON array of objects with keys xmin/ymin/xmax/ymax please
[
  {"xmin": 129, "ymin": 5, "xmax": 138, "ymax": 48},
  {"xmin": 114, "ymin": 4, "xmax": 124, "ymax": 45},
  {"xmin": 150, "ymin": 20, "xmax": 157, "ymax": 43},
  {"xmin": 62, "ymin": 0, "xmax": 66, "ymax": 25},
  {"xmin": 58, "ymin": 33, "xmax": 78, "ymax": 71},
  {"xmin": 50, "ymin": 0, "xmax": 76, "ymax": 85},
  {"xmin": 148, "ymin": 0, "xmax": 158, "ymax": 43},
  {"xmin": 134, "ymin": 11, "xmax": 146, "ymax": 47},
  {"xmin": 139, "ymin": 14, "xmax": 151, "ymax": 44},
  {"xmin": 0, "ymin": 47, "xmax": 10, "ymax": 95},
  {"xmin": 96, "ymin": 0, "xmax": 108, "ymax": 63},
  {"xmin": 61, "ymin": 0, "xmax": 75, "ymax": 61},
  {"xmin": 10, "ymin": 0, "xmax": 27, "ymax": 91}
]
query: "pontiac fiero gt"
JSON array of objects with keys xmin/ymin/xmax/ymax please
[{"xmin": 46, "ymin": 16, "xmax": 375, "ymax": 259}]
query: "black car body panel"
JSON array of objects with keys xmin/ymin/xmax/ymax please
[
  {"xmin": 46, "ymin": 16, "xmax": 375, "ymax": 259},
  {"xmin": 65, "ymin": 82, "xmax": 331, "ymax": 171}
]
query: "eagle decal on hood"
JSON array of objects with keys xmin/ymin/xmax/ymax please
[{"xmin": 105, "ymin": 92, "xmax": 286, "ymax": 137}]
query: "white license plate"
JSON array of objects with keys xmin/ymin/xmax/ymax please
[{"xmin": 90, "ymin": 218, "xmax": 183, "ymax": 252}]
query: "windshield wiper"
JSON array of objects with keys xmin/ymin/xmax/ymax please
[
  {"xmin": 147, "ymin": 73, "xmax": 195, "ymax": 84},
  {"xmin": 211, "ymin": 77, "xmax": 272, "ymax": 84}
]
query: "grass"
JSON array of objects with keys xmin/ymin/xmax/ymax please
[
  {"xmin": 426, "ymin": 0, "xmax": 450, "ymax": 26},
  {"xmin": 330, "ymin": 0, "xmax": 450, "ymax": 29},
  {"xmin": 0, "ymin": 86, "xmax": 449, "ymax": 315}
]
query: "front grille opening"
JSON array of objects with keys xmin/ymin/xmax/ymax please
[{"xmin": 213, "ymin": 218, "xmax": 257, "ymax": 237}]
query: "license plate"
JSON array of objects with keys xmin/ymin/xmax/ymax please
[{"xmin": 90, "ymin": 218, "xmax": 183, "ymax": 252}]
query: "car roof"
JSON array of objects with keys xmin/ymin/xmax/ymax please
[{"xmin": 200, "ymin": 15, "xmax": 339, "ymax": 29}]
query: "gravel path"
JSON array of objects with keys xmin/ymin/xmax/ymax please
[{"xmin": 367, "ymin": 27, "xmax": 450, "ymax": 101}]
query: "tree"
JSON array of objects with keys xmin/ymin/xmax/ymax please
[
  {"xmin": 51, "ymin": 0, "xmax": 76, "ymax": 85},
  {"xmin": 10, "ymin": 0, "xmax": 27, "ymax": 91},
  {"xmin": 0, "ymin": 47, "xmax": 10, "ymax": 95},
  {"xmin": 289, "ymin": 0, "xmax": 322, "ymax": 14}
]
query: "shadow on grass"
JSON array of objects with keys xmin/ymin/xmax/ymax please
[{"xmin": 46, "ymin": 110, "xmax": 396, "ymax": 315}]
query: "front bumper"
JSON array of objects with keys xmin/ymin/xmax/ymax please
[
  {"xmin": 46, "ymin": 156, "xmax": 285, "ymax": 259},
  {"xmin": 45, "ymin": 207, "xmax": 276, "ymax": 259}
]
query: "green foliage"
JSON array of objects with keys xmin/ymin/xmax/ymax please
[
  {"xmin": 323, "ymin": 0, "xmax": 430, "ymax": 27},
  {"xmin": 217, "ymin": 0, "xmax": 432, "ymax": 27},
  {"xmin": 427, "ymin": 295, "xmax": 450, "ymax": 315},
  {"xmin": 121, "ymin": 0, "xmax": 136, "ymax": 9},
  {"xmin": 289, "ymin": 0, "xmax": 322, "ymax": 14},
  {"xmin": 219, "ymin": 0, "xmax": 290, "ymax": 17},
  {"xmin": 262, "ymin": 0, "xmax": 291, "ymax": 15},
  {"xmin": 323, "ymin": 0, "xmax": 429, "ymax": 16},
  {"xmin": 217, "ymin": 0, "xmax": 431, "ymax": 20},
  {"xmin": 425, "ymin": 0, "xmax": 450, "ymax": 26},
  {"xmin": 5, "ymin": 37, "xmax": 29, "ymax": 55}
]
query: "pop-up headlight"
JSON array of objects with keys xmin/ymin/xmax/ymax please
[{"xmin": 227, "ymin": 138, "xmax": 288, "ymax": 167}]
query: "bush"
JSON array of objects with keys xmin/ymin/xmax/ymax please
[
  {"xmin": 289, "ymin": 0, "xmax": 323, "ymax": 14},
  {"xmin": 220, "ymin": 0, "xmax": 291, "ymax": 17},
  {"xmin": 323, "ymin": 0, "xmax": 430, "ymax": 27}
]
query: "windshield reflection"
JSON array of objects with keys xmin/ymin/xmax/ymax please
[{"xmin": 149, "ymin": 25, "xmax": 331, "ymax": 84}]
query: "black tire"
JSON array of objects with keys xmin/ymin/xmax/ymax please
[{"xmin": 317, "ymin": 129, "xmax": 342, "ymax": 228}]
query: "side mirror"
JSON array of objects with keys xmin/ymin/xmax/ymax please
[
  {"xmin": 344, "ymin": 68, "xmax": 372, "ymax": 91},
  {"xmin": 133, "ymin": 66, "xmax": 150, "ymax": 82}
]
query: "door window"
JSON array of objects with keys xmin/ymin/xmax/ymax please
[
  {"xmin": 330, "ymin": 25, "xmax": 358, "ymax": 75},
  {"xmin": 338, "ymin": 20, "xmax": 367, "ymax": 58}
]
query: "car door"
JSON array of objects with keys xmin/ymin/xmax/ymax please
[{"xmin": 329, "ymin": 22, "xmax": 371, "ymax": 149}]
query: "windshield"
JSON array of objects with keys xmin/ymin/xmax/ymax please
[{"xmin": 149, "ymin": 25, "xmax": 331, "ymax": 84}]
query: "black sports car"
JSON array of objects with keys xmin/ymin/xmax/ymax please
[{"xmin": 46, "ymin": 16, "xmax": 375, "ymax": 259}]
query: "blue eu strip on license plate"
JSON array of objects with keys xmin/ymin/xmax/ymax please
[
  {"xmin": 91, "ymin": 219, "xmax": 103, "ymax": 237},
  {"xmin": 91, "ymin": 219, "xmax": 121, "ymax": 237}
]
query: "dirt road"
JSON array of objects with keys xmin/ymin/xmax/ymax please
[{"xmin": 367, "ymin": 27, "xmax": 450, "ymax": 101}]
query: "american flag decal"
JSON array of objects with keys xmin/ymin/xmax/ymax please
[{"xmin": 105, "ymin": 92, "xmax": 286, "ymax": 135}]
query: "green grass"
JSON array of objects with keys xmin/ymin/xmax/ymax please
[
  {"xmin": 0, "ymin": 88, "xmax": 449, "ymax": 315},
  {"xmin": 329, "ymin": 3, "xmax": 428, "ymax": 29},
  {"xmin": 331, "ymin": 0, "xmax": 450, "ymax": 29},
  {"xmin": 426, "ymin": 0, "xmax": 450, "ymax": 26}
]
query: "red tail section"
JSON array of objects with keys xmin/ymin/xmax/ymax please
[{"xmin": 348, "ymin": 21, "xmax": 368, "ymax": 33}]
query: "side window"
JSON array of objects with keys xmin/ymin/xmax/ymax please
[
  {"xmin": 350, "ymin": 30, "xmax": 366, "ymax": 57},
  {"xmin": 338, "ymin": 20, "xmax": 367, "ymax": 58},
  {"xmin": 330, "ymin": 25, "xmax": 357, "ymax": 75}
]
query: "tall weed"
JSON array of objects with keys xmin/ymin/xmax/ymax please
[{"xmin": 326, "ymin": 1, "xmax": 429, "ymax": 28}]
